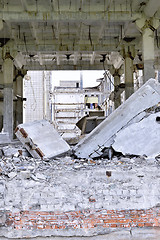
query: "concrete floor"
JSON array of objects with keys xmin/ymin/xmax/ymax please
[{"xmin": 1, "ymin": 229, "xmax": 160, "ymax": 240}]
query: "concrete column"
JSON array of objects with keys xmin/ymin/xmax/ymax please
[
  {"xmin": 124, "ymin": 54, "xmax": 134, "ymax": 100},
  {"xmin": 142, "ymin": 27, "xmax": 155, "ymax": 82},
  {"xmin": 3, "ymin": 58, "xmax": 14, "ymax": 139},
  {"xmin": 13, "ymin": 70, "xmax": 25, "ymax": 129},
  {"xmin": 158, "ymin": 71, "xmax": 160, "ymax": 83},
  {"xmin": 136, "ymin": 18, "xmax": 159, "ymax": 83},
  {"xmin": 0, "ymin": 72, "xmax": 3, "ymax": 130},
  {"xmin": 113, "ymin": 71, "xmax": 121, "ymax": 109}
]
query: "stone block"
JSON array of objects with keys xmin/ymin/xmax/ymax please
[{"xmin": 15, "ymin": 119, "xmax": 70, "ymax": 159}]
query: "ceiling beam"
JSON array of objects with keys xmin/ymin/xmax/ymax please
[
  {"xmin": 0, "ymin": 11, "xmax": 142, "ymax": 22},
  {"xmin": 5, "ymin": 22, "xmax": 17, "ymax": 41},
  {"xmin": 132, "ymin": 0, "xmax": 145, "ymax": 11},
  {"xmin": 144, "ymin": 0, "xmax": 160, "ymax": 17},
  {"xmin": 97, "ymin": 22, "xmax": 105, "ymax": 41},
  {"xmin": 23, "ymin": 61, "xmax": 109, "ymax": 71},
  {"xmin": 20, "ymin": 0, "xmax": 28, "ymax": 11},
  {"xmin": 15, "ymin": 40, "xmax": 139, "ymax": 53},
  {"xmin": 30, "ymin": 22, "xmax": 39, "ymax": 44}
]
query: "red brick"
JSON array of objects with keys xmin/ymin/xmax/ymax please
[
  {"xmin": 138, "ymin": 223, "xmax": 145, "ymax": 227},
  {"xmin": 144, "ymin": 223, "xmax": 154, "ymax": 227},
  {"xmin": 110, "ymin": 224, "xmax": 117, "ymax": 228}
]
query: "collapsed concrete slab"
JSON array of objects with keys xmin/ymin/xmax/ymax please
[
  {"xmin": 15, "ymin": 120, "xmax": 70, "ymax": 159},
  {"xmin": 74, "ymin": 79, "xmax": 160, "ymax": 159},
  {"xmin": 112, "ymin": 112, "xmax": 160, "ymax": 158}
]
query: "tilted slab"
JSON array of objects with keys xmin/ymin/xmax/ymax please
[
  {"xmin": 15, "ymin": 120, "xmax": 70, "ymax": 159},
  {"xmin": 112, "ymin": 112, "xmax": 160, "ymax": 157},
  {"xmin": 74, "ymin": 79, "xmax": 160, "ymax": 159}
]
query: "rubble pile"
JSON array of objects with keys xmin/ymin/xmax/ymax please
[
  {"xmin": 0, "ymin": 148, "xmax": 157, "ymax": 181},
  {"xmin": 1, "ymin": 79, "xmax": 160, "ymax": 167}
]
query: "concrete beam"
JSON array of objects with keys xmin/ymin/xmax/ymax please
[
  {"xmin": 98, "ymin": 22, "xmax": 105, "ymax": 41},
  {"xmin": 144, "ymin": 0, "xmax": 160, "ymax": 18},
  {"xmin": 15, "ymin": 40, "xmax": 133, "ymax": 52},
  {"xmin": 5, "ymin": 22, "xmax": 17, "ymax": 41},
  {"xmin": 132, "ymin": 0, "xmax": 146, "ymax": 11},
  {"xmin": 0, "ymin": 11, "xmax": 142, "ymax": 23},
  {"xmin": 20, "ymin": 0, "xmax": 28, "ymax": 11},
  {"xmin": 30, "ymin": 22, "xmax": 39, "ymax": 45},
  {"xmin": 24, "ymin": 61, "xmax": 109, "ymax": 70},
  {"xmin": 0, "ymin": 19, "xmax": 3, "ymax": 31}
]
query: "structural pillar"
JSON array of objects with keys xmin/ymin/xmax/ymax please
[
  {"xmin": 113, "ymin": 71, "xmax": 121, "ymax": 109},
  {"xmin": 124, "ymin": 52, "xmax": 134, "ymax": 100},
  {"xmin": 136, "ymin": 18, "xmax": 159, "ymax": 83},
  {"xmin": 13, "ymin": 69, "xmax": 26, "ymax": 129},
  {"xmin": 142, "ymin": 27, "xmax": 155, "ymax": 82},
  {"xmin": 3, "ymin": 58, "xmax": 14, "ymax": 139},
  {"xmin": 0, "ymin": 72, "xmax": 3, "ymax": 130}
]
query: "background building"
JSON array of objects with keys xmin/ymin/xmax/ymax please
[{"xmin": 23, "ymin": 71, "xmax": 52, "ymax": 123}]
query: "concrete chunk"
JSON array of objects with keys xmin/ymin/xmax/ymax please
[
  {"xmin": 74, "ymin": 79, "xmax": 160, "ymax": 158},
  {"xmin": 0, "ymin": 132, "xmax": 11, "ymax": 144},
  {"xmin": 112, "ymin": 112, "xmax": 160, "ymax": 157},
  {"xmin": 15, "ymin": 120, "xmax": 70, "ymax": 159}
]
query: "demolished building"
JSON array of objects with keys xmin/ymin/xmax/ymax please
[
  {"xmin": 0, "ymin": 79, "xmax": 160, "ymax": 239},
  {"xmin": 1, "ymin": 0, "xmax": 160, "ymax": 239}
]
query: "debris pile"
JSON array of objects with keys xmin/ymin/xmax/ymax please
[
  {"xmin": 1, "ymin": 78, "xmax": 160, "ymax": 162},
  {"xmin": 74, "ymin": 79, "xmax": 160, "ymax": 159},
  {"xmin": 0, "ymin": 148, "xmax": 152, "ymax": 181}
]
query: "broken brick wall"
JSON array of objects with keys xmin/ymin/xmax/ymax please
[{"xmin": 0, "ymin": 157, "xmax": 160, "ymax": 238}]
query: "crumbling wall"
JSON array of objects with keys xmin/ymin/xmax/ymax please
[{"xmin": 0, "ymin": 155, "xmax": 160, "ymax": 238}]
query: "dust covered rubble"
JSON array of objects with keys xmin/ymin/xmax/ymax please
[{"xmin": 0, "ymin": 150, "xmax": 159, "ymax": 182}]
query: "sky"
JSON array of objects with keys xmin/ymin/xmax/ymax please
[{"xmin": 52, "ymin": 70, "xmax": 105, "ymax": 88}]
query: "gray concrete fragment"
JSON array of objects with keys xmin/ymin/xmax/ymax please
[
  {"xmin": 74, "ymin": 79, "xmax": 160, "ymax": 158},
  {"xmin": 0, "ymin": 132, "xmax": 11, "ymax": 144},
  {"xmin": 36, "ymin": 173, "xmax": 46, "ymax": 180},
  {"xmin": 112, "ymin": 112, "xmax": 160, "ymax": 157},
  {"xmin": 20, "ymin": 170, "xmax": 31, "ymax": 179},
  {"xmin": 2, "ymin": 146, "xmax": 19, "ymax": 157},
  {"xmin": 15, "ymin": 120, "xmax": 70, "ymax": 159},
  {"xmin": 8, "ymin": 172, "xmax": 17, "ymax": 179}
]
